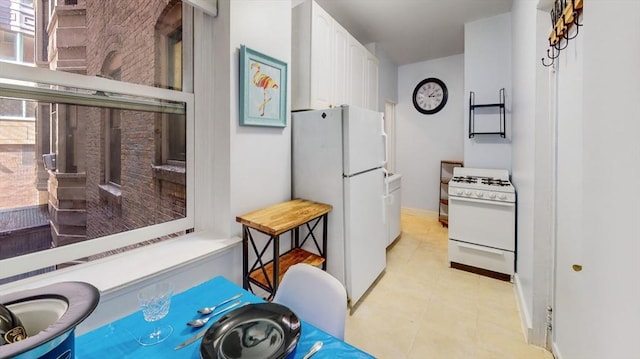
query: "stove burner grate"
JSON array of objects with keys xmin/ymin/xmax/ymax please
[
  {"xmin": 451, "ymin": 176, "xmax": 479, "ymax": 184},
  {"xmin": 480, "ymin": 178, "xmax": 511, "ymax": 186}
]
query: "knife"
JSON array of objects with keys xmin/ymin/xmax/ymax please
[{"xmin": 174, "ymin": 301, "xmax": 246, "ymax": 350}]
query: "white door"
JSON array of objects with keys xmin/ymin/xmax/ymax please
[
  {"xmin": 365, "ymin": 51, "xmax": 379, "ymax": 111},
  {"xmin": 552, "ymin": 28, "xmax": 588, "ymax": 359},
  {"xmin": 448, "ymin": 196, "xmax": 516, "ymax": 251},
  {"xmin": 333, "ymin": 22, "xmax": 349, "ymax": 107},
  {"xmin": 292, "ymin": 107, "xmax": 347, "ymax": 284},
  {"xmin": 310, "ymin": 1, "xmax": 333, "ymax": 109},
  {"xmin": 342, "ymin": 106, "xmax": 385, "ymax": 176},
  {"xmin": 343, "ymin": 167, "xmax": 386, "ymax": 305},
  {"xmin": 349, "ymin": 38, "xmax": 366, "ymax": 108}
]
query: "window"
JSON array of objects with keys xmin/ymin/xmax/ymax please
[
  {"xmin": 102, "ymin": 53, "xmax": 123, "ymax": 186},
  {"xmin": 156, "ymin": 2, "xmax": 186, "ymax": 164},
  {"xmin": 0, "ymin": 0, "xmax": 194, "ymax": 283}
]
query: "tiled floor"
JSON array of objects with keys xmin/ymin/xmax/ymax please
[{"xmin": 344, "ymin": 209, "xmax": 554, "ymax": 359}]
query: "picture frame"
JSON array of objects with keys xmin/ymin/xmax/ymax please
[{"xmin": 239, "ymin": 45, "xmax": 288, "ymax": 127}]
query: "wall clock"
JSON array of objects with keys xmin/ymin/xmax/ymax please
[{"xmin": 412, "ymin": 77, "xmax": 448, "ymax": 115}]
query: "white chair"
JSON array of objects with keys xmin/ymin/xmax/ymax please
[{"xmin": 272, "ymin": 263, "xmax": 348, "ymax": 340}]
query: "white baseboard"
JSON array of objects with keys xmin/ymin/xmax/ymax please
[
  {"xmin": 401, "ymin": 206, "xmax": 438, "ymax": 219},
  {"xmin": 514, "ymin": 273, "xmax": 534, "ymax": 343},
  {"xmin": 552, "ymin": 341, "xmax": 563, "ymax": 359}
]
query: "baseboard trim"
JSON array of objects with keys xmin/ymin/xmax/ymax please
[
  {"xmin": 552, "ymin": 340, "xmax": 563, "ymax": 359},
  {"xmin": 514, "ymin": 273, "xmax": 534, "ymax": 343},
  {"xmin": 401, "ymin": 207, "xmax": 438, "ymax": 219}
]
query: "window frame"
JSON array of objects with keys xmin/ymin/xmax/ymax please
[
  {"xmin": 156, "ymin": 3, "xmax": 186, "ymax": 164},
  {"xmin": 102, "ymin": 53, "xmax": 124, "ymax": 186},
  {"xmin": 0, "ymin": 61, "xmax": 195, "ymax": 280}
]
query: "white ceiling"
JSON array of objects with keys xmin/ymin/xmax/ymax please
[{"xmin": 313, "ymin": 0, "xmax": 513, "ymax": 66}]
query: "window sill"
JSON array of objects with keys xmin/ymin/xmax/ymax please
[
  {"xmin": 0, "ymin": 232, "xmax": 241, "ymax": 295},
  {"xmin": 98, "ymin": 183, "xmax": 122, "ymax": 205},
  {"xmin": 152, "ymin": 163, "xmax": 186, "ymax": 185}
]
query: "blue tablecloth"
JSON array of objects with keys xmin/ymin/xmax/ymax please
[{"xmin": 76, "ymin": 276, "xmax": 374, "ymax": 358}]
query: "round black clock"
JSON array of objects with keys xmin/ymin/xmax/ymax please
[{"xmin": 412, "ymin": 77, "xmax": 448, "ymax": 114}]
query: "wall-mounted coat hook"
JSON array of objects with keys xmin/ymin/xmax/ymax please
[
  {"xmin": 542, "ymin": 47, "xmax": 559, "ymax": 67},
  {"xmin": 542, "ymin": 55, "xmax": 555, "ymax": 67},
  {"xmin": 554, "ymin": 36, "xmax": 569, "ymax": 51},
  {"xmin": 541, "ymin": 0, "xmax": 583, "ymax": 68},
  {"xmin": 563, "ymin": 18, "xmax": 580, "ymax": 40}
]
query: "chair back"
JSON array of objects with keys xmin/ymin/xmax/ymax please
[{"xmin": 273, "ymin": 263, "xmax": 347, "ymax": 339}]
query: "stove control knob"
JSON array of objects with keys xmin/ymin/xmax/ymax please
[
  {"xmin": 475, "ymin": 191, "xmax": 483, "ymax": 198},
  {"xmin": 456, "ymin": 189, "xmax": 463, "ymax": 195},
  {"xmin": 464, "ymin": 190, "xmax": 472, "ymax": 196},
  {"xmin": 499, "ymin": 194, "xmax": 507, "ymax": 200},
  {"xmin": 489, "ymin": 193, "xmax": 497, "ymax": 199}
]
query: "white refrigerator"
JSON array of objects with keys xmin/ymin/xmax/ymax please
[{"xmin": 292, "ymin": 105, "xmax": 387, "ymax": 306}]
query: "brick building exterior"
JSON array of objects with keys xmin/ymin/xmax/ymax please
[{"xmin": 0, "ymin": 1, "xmax": 40, "ymax": 210}]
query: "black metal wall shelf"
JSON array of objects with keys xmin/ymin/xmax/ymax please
[{"xmin": 469, "ymin": 88, "xmax": 506, "ymax": 138}]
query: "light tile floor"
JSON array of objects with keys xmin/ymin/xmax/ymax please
[{"xmin": 344, "ymin": 209, "xmax": 554, "ymax": 359}]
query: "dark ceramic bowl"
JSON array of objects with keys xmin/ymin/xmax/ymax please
[
  {"xmin": 0, "ymin": 281, "xmax": 99, "ymax": 359},
  {"xmin": 200, "ymin": 303, "xmax": 301, "ymax": 359}
]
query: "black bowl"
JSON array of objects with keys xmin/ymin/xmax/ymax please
[{"xmin": 200, "ymin": 303, "xmax": 301, "ymax": 359}]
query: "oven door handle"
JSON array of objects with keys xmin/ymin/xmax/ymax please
[
  {"xmin": 449, "ymin": 196, "xmax": 515, "ymax": 207},
  {"xmin": 455, "ymin": 241, "xmax": 505, "ymax": 255}
]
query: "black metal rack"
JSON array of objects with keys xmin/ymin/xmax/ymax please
[{"xmin": 469, "ymin": 88, "xmax": 506, "ymax": 138}]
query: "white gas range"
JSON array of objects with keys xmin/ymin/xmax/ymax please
[{"xmin": 447, "ymin": 167, "xmax": 516, "ymax": 280}]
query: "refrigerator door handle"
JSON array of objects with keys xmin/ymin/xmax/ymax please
[
  {"xmin": 382, "ymin": 168, "xmax": 390, "ymax": 198},
  {"xmin": 382, "ymin": 194, "xmax": 387, "ymax": 224},
  {"xmin": 382, "ymin": 131, "xmax": 388, "ymax": 166}
]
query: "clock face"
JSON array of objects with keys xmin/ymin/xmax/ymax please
[{"xmin": 412, "ymin": 78, "xmax": 448, "ymax": 114}]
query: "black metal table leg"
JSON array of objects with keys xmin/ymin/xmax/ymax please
[{"xmin": 242, "ymin": 225, "xmax": 249, "ymax": 289}]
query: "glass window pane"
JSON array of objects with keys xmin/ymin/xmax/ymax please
[
  {"xmin": 109, "ymin": 109, "xmax": 121, "ymax": 185},
  {"xmin": 1, "ymin": 0, "xmax": 185, "ymax": 90},
  {"xmin": 0, "ymin": 95, "xmax": 187, "ymax": 273},
  {"xmin": 0, "ymin": 0, "xmax": 193, "ymax": 284},
  {"xmin": 0, "ymin": 31, "xmax": 18, "ymax": 61},
  {"xmin": 167, "ymin": 113, "xmax": 185, "ymax": 161}
]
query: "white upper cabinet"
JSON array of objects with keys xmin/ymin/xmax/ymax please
[
  {"xmin": 366, "ymin": 51, "xmax": 379, "ymax": 111},
  {"xmin": 349, "ymin": 37, "xmax": 366, "ymax": 109},
  {"xmin": 333, "ymin": 21, "xmax": 350, "ymax": 107},
  {"xmin": 292, "ymin": 0, "xmax": 378, "ymax": 111},
  {"xmin": 309, "ymin": 2, "xmax": 333, "ymax": 109}
]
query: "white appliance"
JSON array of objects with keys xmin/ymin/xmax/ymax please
[
  {"xmin": 447, "ymin": 167, "xmax": 516, "ymax": 280},
  {"xmin": 385, "ymin": 173, "xmax": 402, "ymax": 246},
  {"xmin": 292, "ymin": 105, "xmax": 387, "ymax": 306}
]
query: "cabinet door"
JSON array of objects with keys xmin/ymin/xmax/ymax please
[
  {"xmin": 310, "ymin": 1, "xmax": 333, "ymax": 109},
  {"xmin": 366, "ymin": 52, "xmax": 379, "ymax": 111},
  {"xmin": 333, "ymin": 22, "xmax": 349, "ymax": 107},
  {"xmin": 349, "ymin": 38, "xmax": 366, "ymax": 108}
]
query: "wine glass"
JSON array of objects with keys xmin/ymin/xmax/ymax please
[{"xmin": 136, "ymin": 282, "xmax": 174, "ymax": 346}]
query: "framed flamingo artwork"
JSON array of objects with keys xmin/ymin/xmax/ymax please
[{"xmin": 239, "ymin": 45, "xmax": 288, "ymax": 127}]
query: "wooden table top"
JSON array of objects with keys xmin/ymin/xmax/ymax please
[{"xmin": 236, "ymin": 198, "xmax": 332, "ymax": 236}]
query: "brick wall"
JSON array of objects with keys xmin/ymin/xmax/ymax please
[
  {"xmin": 0, "ymin": 144, "xmax": 39, "ymax": 210},
  {"xmin": 82, "ymin": 0, "xmax": 186, "ymax": 240}
]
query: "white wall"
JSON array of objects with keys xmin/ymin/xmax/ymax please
[
  {"xmin": 229, "ymin": 0, "xmax": 293, "ymax": 233},
  {"xmin": 510, "ymin": 0, "xmax": 537, "ymax": 338},
  {"xmin": 396, "ymin": 54, "xmax": 464, "ymax": 212},
  {"xmin": 510, "ymin": 0, "xmax": 553, "ymax": 346},
  {"xmin": 464, "ymin": 13, "xmax": 512, "ymax": 171}
]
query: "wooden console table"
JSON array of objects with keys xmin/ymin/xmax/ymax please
[{"xmin": 236, "ymin": 198, "xmax": 332, "ymax": 299}]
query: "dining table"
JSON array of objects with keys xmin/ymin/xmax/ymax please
[{"xmin": 76, "ymin": 276, "xmax": 375, "ymax": 358}]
